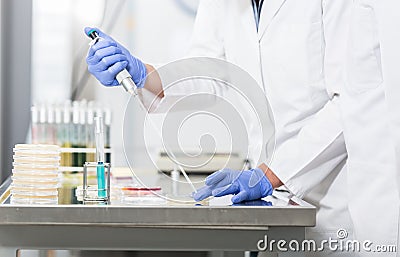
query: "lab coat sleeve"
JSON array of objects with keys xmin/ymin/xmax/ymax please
[
  {"xmin": 269, "ymin": 100, "xmax": 346, "ymax": 199},
  {"xmin": 268, "ymin": 0, "xmax": 351, "ymax": 198},
  {"xmin": 142, "ymin": 0, "xmax": 228, "ymax": 113}
]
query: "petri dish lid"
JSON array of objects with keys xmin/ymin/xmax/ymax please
[
  {"xmin": 11, "ymin": 182, "xmax": 60, "ymax": 189},
  {"xmin": 13, "ymin": 155, "xmax": 61, "ymax": 162},
  {"xmin": 13, "ymin": 144, "xmax": 60, "ymax": 156},
  {"xmin": 13, "ymin": 145, "xmax": 61, "ymax": 157},
  {"xmin": 13, "ymin": 150, "xmax": 59, "ymax": 156},
  {"xmin": 11, "ymin": 189, "xmax": 59, "ymax": 197},
  {"xmin": 14, "ymin": 144, "xmax": 60, "ymax": 151},
  {"xmin": 11, "ymin": 185, "xmax": 59, "ymax": 191},
  {"xmin": 10, "ymin": 196, "xmax": 58, "ymax": 205},
  {"xmin": 12, "ymin": 169, "xmax": 60, "ymax": 176},
  {"xmin": 13, "ymin": 162, "xmax": 60, "ymax": 169},
  {"xmin": 11, "ymin": 175, "xmax": 60, "ymax": 183}
]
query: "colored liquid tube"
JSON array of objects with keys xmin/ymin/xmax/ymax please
[
  {"xmin": 96, "ymin": 162, "xmax": 106, "ymax": 198},
  {"xmin": 95, "ymin": 116, "xmax": 106, "ymax": 198}
]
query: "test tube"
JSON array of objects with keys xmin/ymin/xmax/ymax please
[
  {"xmin": 47, "ymin": 105, "xmax": 56, "ymax": 144},
  {"xmin": 62, "ymin": 101, "xmax": 72, "ymax": 167},
  {"xmin": 104, "ymin": 108, "xmax": 112, "ymax": 164},
  {"xmin": 55, "ymin": 106, "xmax": 63, "ymax": 146},
  {"xmin": 31, "ymin": 106, "xmax": 39, "ymax": 144},
  {"xmin": 79, "ymin": 100, "xmax": 87, "ymax": 166},
  {"xmin": 39, "ymin": 104, "xmax": 47, "ymax": 144},
  {"xmin": 71, "ymin": 101, "xmax": 80, "ymax": 167},
  {"xmin": 94, "ymin": 116, "xmax": 106, "ymax": 198},
  {"xmin": 86, "ymin": 102, "xmax": 95, "ymax": 162}
]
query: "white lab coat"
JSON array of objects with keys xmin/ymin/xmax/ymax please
[
  {"xmin": 376, "ymin": 1, "xmax": 400, "ymax": 253},
  {"xmin": 148, "ymin": 0, "xmax": 353, "ymax": 254},
  {"xmin": 377, "ymin": 1, "xmax": 400, "ymax": 190},
  {"xmin": 341, "ymin": 0, "xmax": 400, "ymax": 255}
]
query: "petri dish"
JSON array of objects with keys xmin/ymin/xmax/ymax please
[
  {"xmin": 11, "ymin": 175, "xmax": 60, "ymax": 183},
  {"xmin": 11, "ymin": 196, "xmax": 58, "ymax": 205},
  {"xmin": 120, "ymin": 186, "xmax": 162, "ymax": 197},
  {"xmin": 13, "ymin": 155, "xmax": 60, "ymax": 164},
  {"xmin": 11, "ymin": 181, "xmax": 60, "ymax": 188},
  {"xmin": 11, "ymin": 186, "xmax": 59, "ymax": 192},
  {"xmin": 12, "ymin": 170, "xmax": 61, "ymax": 179},
  {"xmin": 13, "ymin": 162, "xmax": 60, "ymax": 171},
  {"xmin": 11, "ymin": 188, "xmax": 59, "ymax": 196},
  {"xmin": 118, "ymin": 186, "xmax": 166, "ymax": 205},
  {"xmin": 14, "ymin": 144, "xmax": 60, "ymax": 152}
]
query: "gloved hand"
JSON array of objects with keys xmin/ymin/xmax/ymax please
[
  {"xmin": 193, "ymin": 168, "xmax": 273, "ymax": 204},
  {"xmin": 84, "ymin": 27, "xmax": 147, "ymax": 87}
]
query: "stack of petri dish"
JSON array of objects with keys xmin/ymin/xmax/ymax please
[{"xmin": 11, "ymin": 144, "xmax": 61, "ymax": 205}]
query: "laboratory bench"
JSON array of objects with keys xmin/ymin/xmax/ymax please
[{"xmin": 0, "ymin": 169, "xmax": 316, "ymax": 257}]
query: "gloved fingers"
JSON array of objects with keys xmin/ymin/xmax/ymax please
[
  {"xmin": 107, "ymin": 61, "xmax": 129, "ymax": 79},
  {"xmin": 212, "ymin": 183, "xmax": 239, "ymax": 197},
  {"xmin": 211, "ymin": 180, "xmax": 232, "ymax": 191},
  {"xmin": 84, "ymin": 27, "xmax": 115, "ymax": 42},
  {"xmin": 87, "ymin": 46, "xmax": 123, "ymax": 65},
  {"xmin": 108, "ymin": 79, "xmax": 120, "ymax": 87},
  {"xmin": 192, "ymin": 186, "xmax": 213, "ymax": 202},
  {"xmin": 206, "ymin": 174, "xmax": 240, "ymax": 190},
  {"xmin": 88, "ymin": 54, "xmax": 128, "ymax": 72},
  {"xmin": 231, "ymin": 191, "xmax": 250, "ymax": 204},
  {"xmin": 232, "ymin": 170, "xmax": 245, "ymax": 181},
  {"xmin": 95, "ymin": 28, "xmax": 116, "ymax": 42},
  {"xmin": 84, "ymin": 27, "xmax": 94, "ymax": 36},
  {"xmin": 90, "ymin": 73, "xmax": 118, "ymax": 87},
  {"xmin": 89, "ymin": 61, "xmax": 128, "ymax": 86},
  {"xmin": 205, "ymin": 168, "xmax": 231, "ymax": 186},
  {"xmin": 87, "ymin": 40, "xmax": 118, "ymax": 58},
  {"xmin": 87, "ymin": 58, "xmax": 127, "ymax": 76}
]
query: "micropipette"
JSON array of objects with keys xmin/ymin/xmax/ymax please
[
  {"xmin": 94, "ymin": 116, "xmax": 106, "ymax": 198},
  {"xmin": 86, "ymin": 29, "xmax": 197, "ymax": 193},
  {"xmin": 87, "ymin": 29, "xmax": 137, "ymax": 96}
]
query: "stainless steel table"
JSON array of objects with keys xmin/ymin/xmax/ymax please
[{"xmin": 0, "ymin": 176, "xmax": 316, "ymax": 257}]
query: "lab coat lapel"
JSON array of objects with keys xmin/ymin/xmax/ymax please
[
  {"xmin": 239, "ymin": 0, "xmax": 258, "ymax": 43},
  {"xmin": 258, "ymin": 0, "xmax": 287, "ymax": 40}
]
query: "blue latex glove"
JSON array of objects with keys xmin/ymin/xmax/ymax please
[
  {"xmin": 84, "ymin": 27, "xmax": 147, "ymax": 87},
  {"xmin": 193, "ymin": 168, "xmax": 273, "ymax": 204}
]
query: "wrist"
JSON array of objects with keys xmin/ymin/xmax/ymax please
[
  {"xmin": 258, "ymin": 163, "xmax": 283, "ymax": 189},
  {"xmin": 127, "ymin": 55, "xmax": 147, "ymax": 88},
  {"xmin": 252, "ymin": 168, "xmax": 273, "ymax": 198}
]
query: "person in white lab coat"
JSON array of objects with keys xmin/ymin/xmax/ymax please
[
  {"xmin": 377, "ymin": 2, "xmax": 400, "ymax": 253},
  {"xmin": 340, "ymin": 0, "xmax": 400, "ymax": 255},
  {"xmin": 85, "ymin": 0, "xmax": 354, "ymax": 255}
]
